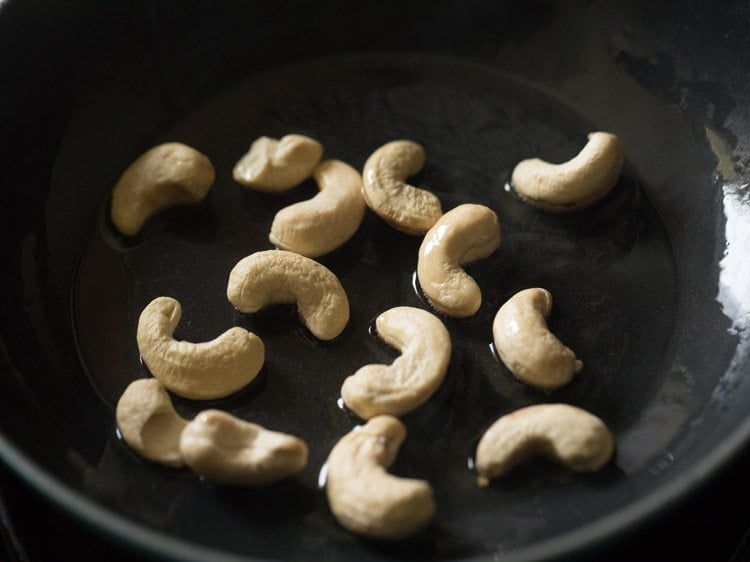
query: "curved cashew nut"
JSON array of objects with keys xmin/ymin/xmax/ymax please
[
  {"xmin": 115, "ymin": 379, "xmax": 187, "ymax": 467},
  {"xmin": 341, "ymin": 307, "xmax": 451, "ymax": 419},
  {"xmin": 417, "ymin": 204, "xmax": 501, "ymax": 318},
  {"xmin": 110, "ymin": 143, "xmax": 215, "ymax": 236},
  {"xmin": 179, "ymin": 410, "xmax": 308, "ymax": 486},
  {"xmin": 475, "ymin": 404, "xmax": 614, "ymax": 485},
  {"xmin": 226, "ymin": 250, "xmax": 349, "ymax": 340},
  {"xmin": 137, "ymin": 296, "xmax": 265, "ymax": 400},
  {"xmin": 326, "ymin": 416, "xmax": 436, "ymax": 539},
  {"xmin": 362, "ymin": 140, "xmax": 443, "ymax": 235},
  {"xmin": 269, "ymin": 159, "xmax": 366, "ymax": 258},
  {"xmin": 232, "ymin": 134, "xmax": 323, "ymax": 192},
  {"xmin": 511, "ymin": 132, "xmax": 624, "ymax": 212},
  {"xmin": 492, "ymin": 288, "xmax": 582, "ymax": 390}
]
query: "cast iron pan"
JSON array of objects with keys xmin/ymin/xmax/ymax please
[{"xmin": 1, "ymin": 1, "xmax": 749, "ymax": 560}]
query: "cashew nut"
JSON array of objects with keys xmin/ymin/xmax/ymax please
[
  {"xmin": 362, "ymin": 140, "xmax": 443, "ymax": 235},
  {"xmin": 475, "ymin": 404, "xmax": 614, "ymax": 485},
  {"xmin": 232, "ymin": 134, "xmax": 323, "ymax": 192},
  {"xmin": 136, "ymin": 296, "xmax": 265, "ymax": 400},
  {"xmin": 511, "ymin": 132, "xmax": 624, "ymax": 212},
  {"xmin": 269, "ymin": 159, "xmax": 366, "ymax": 258},
  {"xmin": 417, "ymin": 204, "xmax": 501, "ymax": 318},
  {"xmin": 226, "ymin": 250, "xmax": 349, "ymax": 340},
  {"xmin": 341, "ymin": 307, "xmax": 451, "ymax": 419},
  {"xmin": 110, "ymin": 142, "xmax": 215, "ymax": 236},
  {"xmin": 179, "ymin": 409, "xmax": 308, "ymax": 486},
  {"xmin": 492, "ymin": 288, "xmax": 582, "ymax": 390},
  {"xmin": 326, "ymin": 416, "xmax": 436, "ymax": 539},
  {"xmin": 115, "ymin": 378, "xmax": 187, "ymax": 467}
]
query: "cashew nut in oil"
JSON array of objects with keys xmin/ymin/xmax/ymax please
[
  {"xmin": 179, "ymin": 409, "xmax": 308, "ymax": 486},
  {"xmin": 417, "ymin": 203, "xmax": 501, "ymax": 318},
  {"xmin": 362, "ymin": 140, "xmax": 443, "ymax": 235},
  {"xmin": 511, "ymin": 132, "xmax": 624, "ymax": 212},
  {"xmin": 326, "ymin": 416, "xmax": 436, "ymax": 539},
  {"xmin": 492, "ymin": 288, "xmax": 582, "ymax": 390},
  {"xmin": 136, "ymin": 296, "xmax": 265, "ymax": 400},
  {"xmin": 226, "ymin": 250, "xmax": 349, "ymax": 340},
  {"xmin": 341, "ymin": 307, "xmax": 451, "ymax": 419},
  {"xmin": 233, "ymin": 134, "xmax": 323, "ymax": 192},
  {"xmin": 110, "ymin": 142, "xmax": 215, "ymax": 236},
  {"xmin": 475, "ymin": 403, "xmax": 614, "ymax": 485},
  {"xmin": 269, "ymin": 159, "xmax": 366, "ymax": 258}
]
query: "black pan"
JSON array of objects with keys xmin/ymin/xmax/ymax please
[{"xmin": 1, "ymin": 1, "xmax": 749, "ymax": 560}]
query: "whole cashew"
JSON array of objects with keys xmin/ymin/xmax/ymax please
[
  {"xmin": 511, "ymin": 132, "xmax": 624, "ymax": 212},
  {"xmin": 179, "ymin": 409, "xmax": 308, "ymax": 486},
  {"xmin": 226, "ymin": 250, "xmax": 349, "ymax": 340},
  {"xmin": 232, "ymin": 134, "xmax": 323, "ymax": 192},
  {"xmin": 417, "ymin": 204, "xmax": 501, "ymax": 318},
  {"xmin": 137, "ymin": 296, "xmax": 265, "ymax": 400},
  {"xmin": 492, "ymin": 288, "xmax": 582, "ymax": 390},
  {"xmin": 341, "ymin": 307, "xmax": 451, "ymax": 419},
  {"xmin": 110, "ymin": 143, "xmax": 215, "ymax": 236},
  {"xmin": 115, "ymin": 378, "xmax": 187, "ymax": 467},
  {"xmin": 475, "ymin": 403, "xmax": 614, "ymax": 485},
  {"xmin": 269, "ymin": 159, "xmax": 366, "ymax": 258},
  {"xmin": 326, "ymin": 416, "xmax": 436, "ymax": 539},
  {"xmin": 362, "ymin": 140, "xmax": 443, "ymax": 235}
]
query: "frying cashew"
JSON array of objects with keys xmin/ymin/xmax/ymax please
[
  {"xmin": 226, "ymin": 250, "xmax": 349, "ymax": 340},
  {"xmin": 341, "ymin": 307, "xmax": 451, "ymax": 419},
  {"xmin": 232, "ymin": 134, "xmax": 323, "ymax": 192},
  {"xmin": 417, "ymin": 204, "xmax": 501, "ymax": 318},
  {"xmin": 475, "ymin": 403, "xmax": 614, "ymax": 485},
  {"xmin": 362, "ymin": 140, "xmax": 443, "ymax": 235},
  {"xmin": 492, "ymin": 288, "xmax": 582, "ymax": 390},
  {"xmin": 179, "ymin": 410, "xmax": 308, "ymax": 486},
  {"xmin": 326, "ymin": 416, "xmax": 436, "ymax": 539},
  {"xmin": 110, "ymin": 143, "xmax": 215, "ymax": 236},
  {"xmin": 137, "ymin": 296, "xmax": 265, "ymax": 400},
  {"xmin": 511, "ymin": 132, "xmax": 624, "ymax": 212},
  {"xmin": 115, "ymin": 378, "xmax": 187, "ymax": 467},
  {"xmin": 269, "ymin": 159, "xmax": 366, "ymax": 258}
]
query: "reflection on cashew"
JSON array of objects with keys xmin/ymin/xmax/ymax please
[
  {"xmin": 226, "ymin": 250, "xmax": 349, "ymax": 340},
  {"xmin": 116, "ymin": 379, "xmax": 187, "ymax": 467},
  {"xmin": 475, "ymin": 404, "xmax": 614, "ymax": 485},
  {"xmin": 492, "ymin": 288, "xmax": 582, "ymax": 390},
  {"xmin": 341, "ymin": 307, "xmax": 451, "ymax": 419},
  {"xmin": 269, "ymin": 159, "xmax": 366, "ymax": 258},
  {"xmin": 326, "ymin": 416, "xmax": 436, "ymax": 539},
  {"xmin": 362, "ymin": 140, "xmax": 443, "ymax": 235},
  {"xmin": 511, "ymin": 132, "xmax": 624, "ymax": 212},
  {"xmin": 136, "ymin": 296, "xmax": 265, "ymax": 400},
  {"xmin": 417, "ymin": 204, "xmax": 501, "ymax": 317},
  {"xmin": 179, "ymin": 410, "xmax": 308, "ymax": 486},
  {"xmin": 110, "ymin": 143, "xmax": 215, "ymax": 236},
  {"xmin": 233, "ymin": 134, "xmax": 323, "ymax": 192}
]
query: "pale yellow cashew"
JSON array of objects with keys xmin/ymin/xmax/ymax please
[
  {"xmin": 492, "ymin": 288, "xmax": 582, "ymax": 390},
  {"xmin": 341, "ymin": 307, "xmax": 451, "ymax": 419},
  {"xmin": 136, "ymin": 297, "xmax": 265, "ymax": 400},
  {"xmin": 179, "ymin": 410, "xmax": 308, "ymax": 486},
  {"xmin": 362, "ymin": 140, "xmax": 443, "ymax": 235},
  {"xmin": 511, "ymin": 132, "xmax": 624, "ymax": 212},
  {"xmin": 475, "ymin": 404, "xmax": 614, "ymax": 485},
  {"xmin": 110, "ymin": 142, "xmax": 215, "ymax": 236},
  {"xmin": 115, "ymin": 379, "xmax": 187, "ymax": 467},
  {"xmin": 269, "ymin": 159, "xmax": 366, "ymax": 258},
  {"xmin": 417, "ymin": 204, "xmax": 501, "ymax": 318},
  {"xmin": 226, "ymin": 250, "xmax": 349, "ymax": 340},
  {"xmin": 232, "ymin": 134, "xmax": 323, "ymax": 192},
  {"xmin": 326, "ymin": 416, "xmax": 436, "ymax": 539}
]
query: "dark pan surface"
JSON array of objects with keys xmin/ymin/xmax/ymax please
[{"xmin": 0, "ymin": 1, "xmax": 748, "ymax": 561}]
